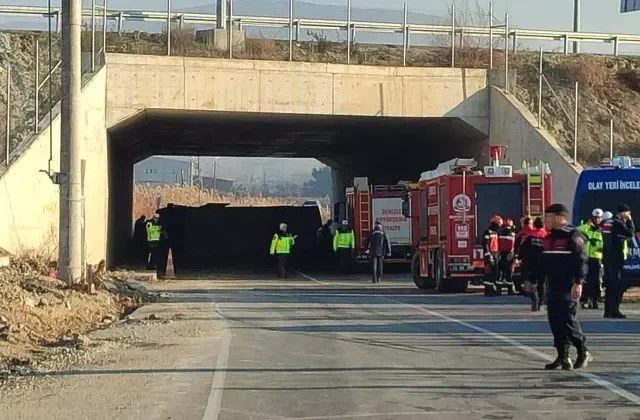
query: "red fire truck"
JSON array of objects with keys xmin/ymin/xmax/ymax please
[
  {"xmin": 402, "ymin": 145, "xmax": 552, "ymax": 292},
  {"xmin": 344, "ymin": 178, "xmax": 420, "ymax": 264}
]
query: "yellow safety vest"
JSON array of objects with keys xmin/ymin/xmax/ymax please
[
  {"xmin": 578, "ymin": 221, "xmax": 603, "ymax": 260},
  {"xmin": 333, "ymin": 229, "xmax": 355, "ymax": 251},
  {"xmin": 145, "ymin": 221, "xmax": 161, "ymax": 242},
  {"xmin": 270, "ymin": 234, "xmax": 295, "ymax": 255}
]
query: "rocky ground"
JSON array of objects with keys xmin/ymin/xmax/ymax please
[{"xmin": 0, "ymin": 256, "xmax": 157, "ymax": 391}]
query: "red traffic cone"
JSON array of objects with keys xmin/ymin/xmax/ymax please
[{"xmin": 165, "ymin": 248, "xmax": 176, "ymax": 279}]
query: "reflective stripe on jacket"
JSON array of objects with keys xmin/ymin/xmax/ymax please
[
  {"xmin": 270, "ymin": 233, "xmax": 295, "ymax": 254},
  {"xmin": 145, "ymin": 221, "xmax": 161, "ymax": 242},
  {"xmin": 577, "ymin": 220, "xmax": 603, "ymax": 260},
  {"xmin": 333, "ymin": 229, "xmax": 355, "ymax": 251}
]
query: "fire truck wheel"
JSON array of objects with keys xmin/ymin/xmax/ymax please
[
  {"xmin": 434, "ymin": 249, "xmax": 446, "ymax": 292},
  {"xmin": 412, "ymin": 253, "xmax": 434, "ymax": 289}
]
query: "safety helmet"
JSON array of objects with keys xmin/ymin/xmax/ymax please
[
  {"xmin": 279, "ymin": 223, "xmax": 287, "ymax": 230},
  {"xmin": 592, "ymin": 208, "xmax": 604, "ymax": 218},
  {"xmin": 490, "ymin": 215, "xmax": 503, "ymax": 225},
  {"xmin": 603, "ymin": 211, "xmax": 613, "ymax": 220},
  {"xmin": 341, "ymin": 220, "xmax": 349, "ymax": 226},
  {"xmin": 505, "ymin": 218, "xmax": 514, "ymax": 227}
]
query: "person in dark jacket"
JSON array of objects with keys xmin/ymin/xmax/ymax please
[
  {"xmin": 133, "ymin": 215, "xmax": 147, "ymax": 265},
  {"xmin": 601, "ymin": 203, "xmax": 635, "ymax": 318},
  {"xmin": 542, "ymin": 203, "xmax": 591, "ymax": 370},
  {"xmin": 366, "ymin": 221, "xmax": 391, "ymax": 283},
  {"xmin": 520, "ymin": 217, "xmax": 547, "ymax": 311}
]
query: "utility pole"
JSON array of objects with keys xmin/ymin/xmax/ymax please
[
  {"xmin": 573, "ymin": 0, "xmax": 581, "ymax": 53},
  {"xmin": 58, "ymin": 0, "xmax": 83, "ymax": 284},
  {"xmin": 216, "ymin": 0, "xmax": 226, "ymax": 29}
]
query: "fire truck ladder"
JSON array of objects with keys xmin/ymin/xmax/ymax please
[
  {"xmin": 358, "ymin": 188, "xmax": 371, "ymax": 249},
  {"xmin": 522, "ymin": 160, "xmax": 547, "ymax": 219}
]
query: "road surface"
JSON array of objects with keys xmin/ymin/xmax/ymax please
[{"xmin": 2, "ymin": 271, "xmax": 640, "ymax": 420}]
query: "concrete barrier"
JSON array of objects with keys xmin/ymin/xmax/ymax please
[{"xmin": 489, "ymin": 86, "xmax": 581, "ymax": 210}]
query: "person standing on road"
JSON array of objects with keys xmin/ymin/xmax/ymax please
[
  {"xmin": 270, "ymin": 223, "xmax": 297, "ymax": 278},
  {"xmin": 482, "ymin": 215, "xmax": 502, "ymax": 297},
  {"xmin": 601, "ymin": 204, "xmax": 635, "ymax": 319},
  {"xmin": 497, "ymin": 218, "xmax": 517, "ymax": 295},
  {"xmin": 145, "ymin": 213, "xmax": 162, "ymax": 272},
  {"xmin": 365, "ymin": 221, "xmax": 391, "ymax": 283},
  {"xmin": 520, "ymin": 217, "xmax": 547, "ymax": 311},
  {"xmin": 542, "ymin": 203, "xmax": 591, "ymax": 370},
  {"xmin": 333, "ymin": 220, "xmax": 355, "ymax": 273},
  {"xmin": 577, "ymin": 208, "xmax": 604, "ymax": 310}
]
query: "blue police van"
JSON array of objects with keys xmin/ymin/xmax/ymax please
[{"xmin": 572, "ymin": 156, "xmax": 640, "ymax": 275}]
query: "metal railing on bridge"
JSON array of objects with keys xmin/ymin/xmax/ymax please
[{"xmin": 0, "ymin": 1, "xmax": 636, "ymax": 168}]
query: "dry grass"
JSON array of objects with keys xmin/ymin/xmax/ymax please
[{"xmin": 133, "ymin": 184, "xmax": 331, "ymax": 221}]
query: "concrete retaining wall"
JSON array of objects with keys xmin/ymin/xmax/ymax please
[
  {"xmin": 489, "ymin": 86, "xmax": 582, "ymax": 209},
  {"xmin": 0, "ymin": 68, "xmax": 108, "ymax": 262},
  {"xmin": 105, "ymin": 54, "xmax": 490, "ymax": 134}
]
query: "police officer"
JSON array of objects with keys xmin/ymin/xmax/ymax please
[
  {"xmin": 578, "ymin": 209, "xmax": 604, "ymax": 309},
  {"xmin": 497, "ymin": 218, "xmax": 517, "ymax": 295},
  {"xmin": 333, "ymin": 220, "xmax": 355, "ymax": 273},
  {"xmin": 365, "ymin": 221, "xmax": 391, "ymax": 283},
  {"xmin": 520, "ymin": 217, "xmax": 547, "ymax": 311},
  {"xmin": 270, "ymin": 223, "xmax": 297, "ymax": 278},
  {"xmin": 542, "ymin": 203, "xmax": 591, "ymax": 370},
  {"xmin": 145, "ymin": 213, "xmax": 162, "ymax": 272},
  {"xmin": 602, "ymin": 204, "xmax": 635, "ymax": 319},
  {"xmin": 482, "ymin": 215, "xmax": 502, "ymax": 297}
]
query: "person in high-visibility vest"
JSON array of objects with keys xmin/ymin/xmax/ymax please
[
  {"xmin": 578, "ymin": 208, "xmax": 604, "ymax": 309},
  {"xmin": 145, "ymin": 213, "xmax": 163, "ymax": 271},
  {"xmin": 270, "ymin": 223, "xmax": 297, "ymax": 278},
  {"xmin": 333, "ymin": 220, "xmax": 355, "ymax": 273}
]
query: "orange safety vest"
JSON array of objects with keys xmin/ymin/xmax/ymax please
[
  {"xmin": 498, "ymin": 229, "xmax": 516, "ymax": 253},
  {"xmin": 484, "ymin": 229, "xmax": 499, "ymax": 253}
]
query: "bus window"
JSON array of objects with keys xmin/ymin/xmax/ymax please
[{"xmin": 576, "ymin": 191, "xmax": 640, "ymax": 224}]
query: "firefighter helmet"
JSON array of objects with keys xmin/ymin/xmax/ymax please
[
  {"xmin": 490, "ymin": 215, "xmax": 503, "ymax": 225},
  {"xmin": 505, "ymin": 218, "xmax": 514, "ymax": 227}
]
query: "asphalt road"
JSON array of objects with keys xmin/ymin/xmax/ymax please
[{"xmin": 2, "ymin": 271, "xmax": 640, "ymax": 420}]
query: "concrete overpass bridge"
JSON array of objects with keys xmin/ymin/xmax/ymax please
[{"xmin": 0, "ymin": 53, "xmax": 579, "ymax": 266}]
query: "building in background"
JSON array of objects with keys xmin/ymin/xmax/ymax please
[{"xmin": 134, "ymin": 156, "xmax": 234, "ymax": 192}]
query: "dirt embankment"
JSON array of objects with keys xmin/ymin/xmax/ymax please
[{"xmin": 0, "ymin": 256, "xmax": 154, "ymax": 386}]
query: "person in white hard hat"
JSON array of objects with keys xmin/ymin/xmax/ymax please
[
  {"xmin": 578, "ymin": 208, "xmax": 604, "ymax": 309},
  {"xmin": 270, "ymin": 223, "xmax": 297, "ymax": 278}
]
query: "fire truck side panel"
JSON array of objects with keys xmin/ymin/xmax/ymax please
[{"xmin": 444, "ymin": 173, "xmax": 477, "ymax": 278}]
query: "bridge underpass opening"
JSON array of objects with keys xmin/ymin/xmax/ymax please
[{"xmin": 107, "ymin": 109, "xmax": 488, "ymax": 269}]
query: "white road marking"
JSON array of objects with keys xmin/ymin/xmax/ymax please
[
  {"xmin": 297, "ymin": 271, "xmax": 640, "ymax": 406},
  {"xmin": 201, "ymin": 308, "xmax": 233, "ymax": 420}
]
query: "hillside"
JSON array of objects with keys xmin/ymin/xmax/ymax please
[{"xmin": 1, "ymin": 29, "xmax": 640, "ymax": 171}]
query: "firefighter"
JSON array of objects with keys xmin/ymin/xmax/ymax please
[
  {"xmin": 333, "ymin": 220, "xmax": 355, "ymax": 273},
  {"xmin": 520, "ymin": 217, "xmax": 547, "ymax": 311},
  {"xmin": 145, "ymin": 213, "xmax": 162, "ymax": 272},
  {"xmin": 497, "ymin": 218, "xmax": 517, "ymax": 295},
  {"xmin": 270, "ymin": 223, "xmax": 297, "ymax": 278},
  {"xmin": 602, "ymin": 204, "xmax": 635, "ymax": 319},
  {"xmin": 482, "ymin": 215, "xmax": 502, "ymax": 297},
  {"xmin": 577, "ymin": 208, "xmax": 604, "ymax": 310},
  {"xmin": 514, "ymin": 216, "xmax": 533, "ymax": 256},
  {"xmin": 542, "ymin": 203, "xmax": 591, "ymax": 370},
  {"xmin": 365, "ymin": 221, "xmax": 391, "ymax": 283}
]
